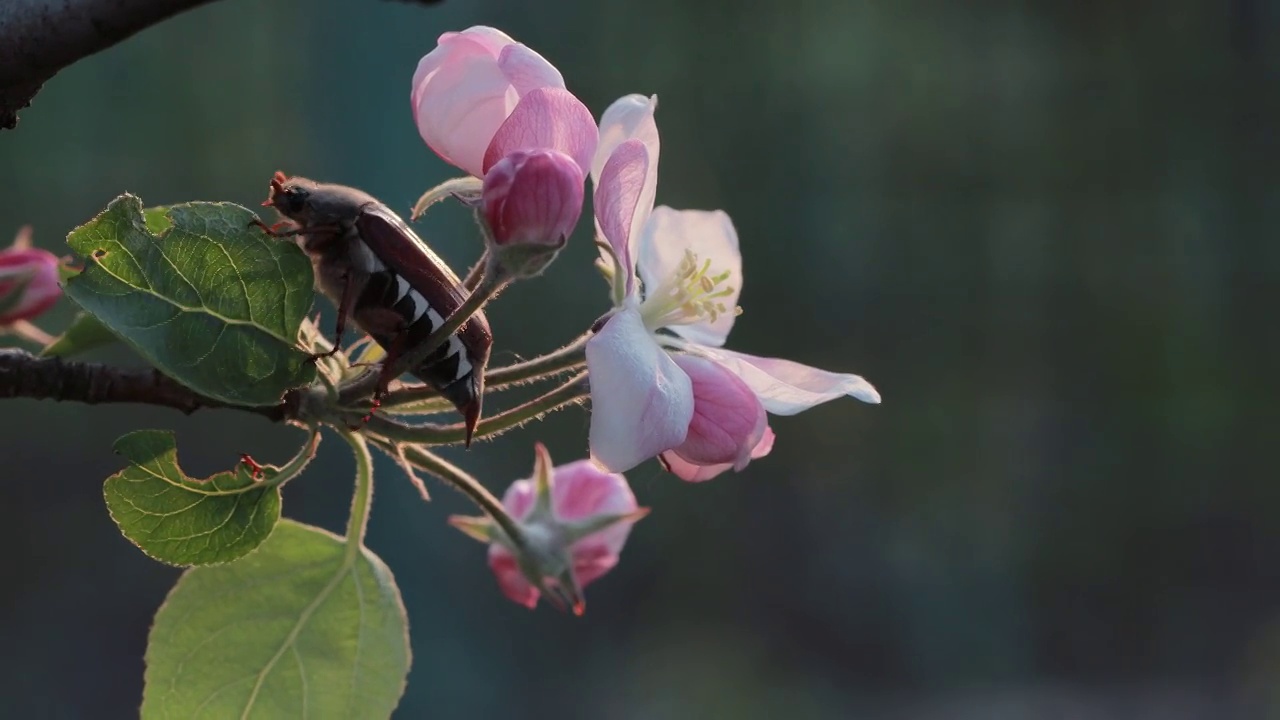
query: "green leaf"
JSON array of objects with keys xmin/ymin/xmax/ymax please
[
  {"xmin": 143, "ymin": 205, "xmax": 174, "ymax": 234},
  {"xmin": 104, "ymin": 430, "xmax": 281, "ymax": 566},
  {"xmin": 143, "ymin": 520, "xmax": 411, "ymax": 719},
  {"xmin": 40, "ymin": 311, "xmax": 120, "ymax": 357},
  {"xmin": 64, "ymin": 195, "xmax": 316, "ymax": 406}
]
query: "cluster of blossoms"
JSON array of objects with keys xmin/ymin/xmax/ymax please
[{"xmin": 411, "ymin": 27, "xmax": 880, "ymax": 611}]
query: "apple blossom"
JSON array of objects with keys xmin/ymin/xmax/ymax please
[
  {"xmin": 411, "ymin": 26, "xmax": 597, "ymax": 179},
  {"xmin": 585, "ymin": 96, "xmax": 880, "ymax": 478},
  {"xmin": 0, "ymin": 226, "xmax": 61, "ymax": 326},
  {"xmin": 449, "ymin": 444, "xmax": 647, "ymax": 614}
]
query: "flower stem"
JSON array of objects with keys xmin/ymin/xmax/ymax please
[
  {"xmin": 461, "ymin": 249, "xmax": 489, "ymax": 292},
  {"xmin": 379, "ymin": 333, "xmax": 589, "ymax": 411},
  {"xmin": 488, "ymin": 333, "xmax": 589, "ymax": 385},
  {"xmin": 400, "ymin": 268, "xmax": 508, "ymax": 378},
  {"xmin": 258, "ymin": 427, "xmax": 322, "ymax": 490},
  {"xmin": 336, "ymin": 269, "xmax": 510, "ymax": 405},
  {"xmin": 371, "ymin": 440, "xmax": 528, "ymax": 552},
  {"xmin": 340, "ymin": 429, "xmax": 375, "ymax": 555},
  {"xmin": 360, "ymin": 372, "xmax": 588, "ymax": 446}
]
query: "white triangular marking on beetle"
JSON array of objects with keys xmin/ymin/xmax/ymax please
[
  {"xmin": 450, "ymin": 336, "xmax": 473, "ymax": 378},
  {"xmin": 394, "ymin": 276, "xmax": 412, "ymax": 302},
  {"xmin": 408, "ymin": 290, "xmax": 429, "ymax": 323},
  {"xmin": 427, "ymin": 309, "xmax": 445, "ymax": 332}
]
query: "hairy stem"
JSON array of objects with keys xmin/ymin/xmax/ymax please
[
  {"xmin": 264, "ymin": 428, "xmax": 323, "ymax": 488},
  {"xmin": 360, "ymin": 373, "xmax": 589, "ymax": 445},
  {"xmin": 336, "ymin": 269, "xmax": 510, "ymax": 405},
  {"xmin": 371, "ymin": 440, "xmax": 528, "ymax": 551},
  {"xmin": 341, "ymin": 430, "xmax": 375, "ymax": 554},
  {"xmin": 394, "ymin": 268, "xmax": 508, "ymax": 379},
  {"xmin": 380, "ymin": 333, "xmax": 589, "ymax": 410}
]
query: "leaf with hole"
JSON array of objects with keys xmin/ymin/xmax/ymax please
[
  {"xmin": 104, "ymin": 429, "xmax": 285, "ymax": 566},
  {"xmin": 64, "ymin": 195, "xmax": 315, "ymax": 406},
  {"xmin": 142, "ymin": 520, "xmax": 411, "ymax": 719}
]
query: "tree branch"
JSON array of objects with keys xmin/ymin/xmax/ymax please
[
  {"xmin": 0, "ymin": 0, "xmax": 444, "ymax": 129},
  {"xmin": 0, "ymin": 347, "xmax": 293, "ymax": 421},
  {"xmin": 0, "ymin": 0, "xmax": 217, "ymax": 129}
]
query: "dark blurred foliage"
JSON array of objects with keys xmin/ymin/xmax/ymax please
[{"xmin": 2, "ymin": 0, "xmax": 1279, "ymax": 717}]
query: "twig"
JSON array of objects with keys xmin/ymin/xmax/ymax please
[
  {"xmin": 0, "ymin": 0, "xmax": 445, "ymax": 129},
  {"xmin": 0, "ymin": 0, "xmax": 216, "ymax": 128},
  {"xmin": 0, "ymin": 347, "xmax": 293, "ymax": 420}
]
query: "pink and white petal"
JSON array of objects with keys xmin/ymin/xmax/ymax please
[
  {"xmin": 0, "ymin": 248, "xmax": 61, "ymax": 324},
  {"xmin": 488, "ymin": 544, "xmax": 540, "ymax": 608},
  {"xmin": 585, "ymin": 306, "xmax": 694, "ymax": 472},
  {"xmin": 702, "ymin": 348, "xmax": 881, "ymax": 414},
  {"xmin": 412, "ymin": 29, "xmax": 497, "ymax": 112},
  {"xmin": 592, "ymin": 139, "xmax": 650, "ymax": 294},
  {"xmin": 497, "ymin": 43, "xmax": 566, "ymax": 95},
  {"xmin": 657, "ymin": 451, "xmax": 728, "ymax": 482},
  {"xmin": 659, "ymin": 425, "xmax": 774, "ymax": 482},
  {"xmin": 590, "ymin": 94, "xmax": 659, "ymax": 192},
  {"xmin": 446, "ymin": 26, "xmax": 517, "ymax": 55},
  {"xmin": 570, "ymin": 539, "xmax": 624, "ymax": 589},
  {"xmin": 751, "ymin": 426, "xmax": 776, "ymax": 459},
  {"xmin": 499, "ymin": 478, "xmax": 537, "ymax": 521},
  {"xmin": 414, "ymin": 53, "xmax": 519, "ymax": 177},
  {"xmin": 482, "ymin": 87, "xmax": 598, "ymax": 175},
  {"xmin": 551, "ymin": 460, "xmax": 640, "ymax": 561},
  {"xmin": 636, "ymin": 207, "xmax": 742, "ymax": 346},
  {"xmin": 667, "ymin": 355, "xmax": 765, "ymax": 467},
  {"xmin": 551, "ymin": 460, "xmax": 638, "ymax": 520}
]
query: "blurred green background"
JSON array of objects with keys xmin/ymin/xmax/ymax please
[{"xmin": 2, "ymin": 0, "xmax": 1278, "ymax": 717}]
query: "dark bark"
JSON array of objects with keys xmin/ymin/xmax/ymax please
[
  {"xmin": 0, "ymin": 0, "xmax": 444, "ymax": 129},
  {"xmin": 0, "ymin": 347, "xmax": 292, "ymax": 421}
]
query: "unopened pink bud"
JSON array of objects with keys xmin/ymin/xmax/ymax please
[
  {"xmin": 0, "ymin": 227, "xmax": 61, "ymax": 325},
  {"xmin": 482, "ymin": 149, "xmax": 584, "ymax": 249},
  {"xmin": 450, "ymin": 443, "xmax": 647, "ymax": 613}
]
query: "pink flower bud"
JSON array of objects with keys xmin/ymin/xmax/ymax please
[
  {"xmin": 449, "ymin": 444, "xmax": 647, "ymax": 614},
  {"xmin": 0, "ymin": 227, "xmax": 61, "ymax": 325},
  {"xmin": 482, "ymin": 149, "xmax": 584, "ymax": 249},
  {"xmin": 412, "ymin": 27, "xmax": 597, "ymax": 178}
]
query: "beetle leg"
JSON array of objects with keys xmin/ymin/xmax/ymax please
[
  {"xmin": 248, "ymin": 218, "xmax": 301, "ymax": 237},
  {"xmin": 348, "ymin": 324, "xmax": 410, "ymax": 429},
  {"xmin": 308, "ymin": 272, "xmax": 355, "ymax": 362},
  {"xmin": 249, "ymin": 219, "xmax": 340, "ymax": 238},
  {"xmin": 239, "ymin": 453, "xmax": 265, "ymax": 480}
]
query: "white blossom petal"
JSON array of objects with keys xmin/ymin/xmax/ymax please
[
  {"xmin": 637, "ymin": 207, "xmax": 742, "ymax": 346},
  {"xmin": 699, "ymin": 347, "xmax": 880, "ymax": 414},
  {"xmin": 585, "ymin": 306, "xmax": 694, "ymax": 472},
  {"xmin": 590, "ymin": 94, "xmax": 659, "ymax": 192}
]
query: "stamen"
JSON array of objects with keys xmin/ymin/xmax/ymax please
[{"xmin": 638, "ymin": 250, "xmax": 739, "ymax": 331}]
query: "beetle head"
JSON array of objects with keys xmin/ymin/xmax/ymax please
[
  {"xmin": 263, "ymin": 172, "xmax": 379, "ymax": 227},
  {"xmin": 262, "ymin": 171, "xmax": 314, "ymax": 221}
]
